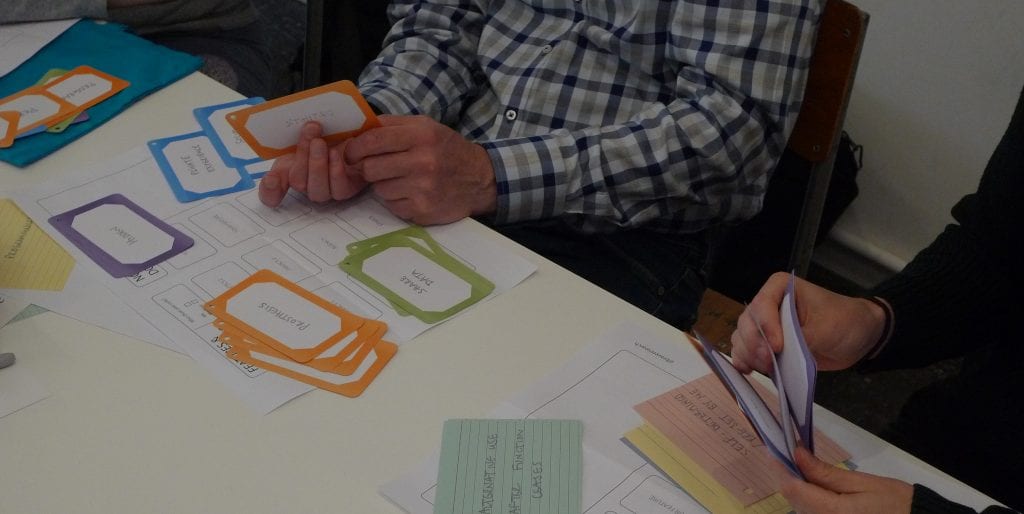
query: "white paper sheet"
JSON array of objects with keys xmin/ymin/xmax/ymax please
[
  {"xmin": 14, "ymin": 147, "xmax": 537, "ymax": 414},
  {"xmin": 380, "ymin": 321, "xmax": 715, "ymax": 514},
  {"xmin": 1, "ymin": 269, "xmax": 178, "ymax": 352},
  {"xmin": 0, "ymin": 363, "xmax": 50, "ymax": 418},
  {"xmin": 0, "ymin": 19, "xmax": 78, "ymax": 79}
]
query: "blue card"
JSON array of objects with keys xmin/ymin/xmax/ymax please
[
  {"xmin": 148, "ymin": 131, "xmax": 254, "ymax": 203},
  {"xmin": 193, "ymin": 97, "xmax": 266, "ymax": 168}
]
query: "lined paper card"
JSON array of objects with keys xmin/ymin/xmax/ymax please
[{"xmin": 434, "ymin": 419, "xmax": 582, "ymax": 514}]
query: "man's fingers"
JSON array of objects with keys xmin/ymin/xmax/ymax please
[
  {"xmin": 258, "ymin": 159, "xmax": 290, "ymax": 207},
  {"xmin": 299, "ymin": 121, "xmax": 323, "ymax": 141},
  {"xmin": 344, "ymin": 125, "xmax": 418, "ymax": 164},
  {"xmin": 305, "ymin": 138, "xmax": 331, "ymax": 202},
  {"xmin": 359, "ymin": 152, "xmax": 420, "ymax": 183},
  {"xmin": 329, "ymin": 146, "xmax": 365, "ymax": 201},
  {"xmin": 289, "ymin": 136, "xmax": 311, "ymax": 193}
]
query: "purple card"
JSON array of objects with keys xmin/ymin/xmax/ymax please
[{"xmin": 48, "ymin": 193, "xmax": 194, "ymax": 278}]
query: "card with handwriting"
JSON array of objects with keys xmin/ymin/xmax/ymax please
[
  {"xmin": 434, "ymin": 419, "xmax": 583, "ymax": 514},
  {"xmin": 204, "ymin": 269, "xmax": 367, "ymax": 363},
  {"xmin": 41, "ymin": 65, "xmax": 129, "ymax": 113},
  {"xmin": 0, "ymin": 88, "xmax": 76, "ymax": 136},
  {"xmin": 34, "ymin": 68, "xmax": 92, "ymax": 133},
  {"xmin": 222, "ymin": 325, "xmax": 397, "ymax": 398},
  {"xmin": 193, "ymin": 97, "xmax": 266, "ymax": 168},
  {"xmin": 340, "ymin": 227, "xmax": 495, "ymax": 324},
  {"xmin": 628, "ymin": 372, "xmax": 851, "ymax": 513},
  {"xmin": 215, "ymin": 315, "xmax": 385, "ymax": 375},
  {"xmin": 226, "ymin": 80, "xmax": 379, "ymax": 159},
  {"xmin": 0, "ymin": 111, "xmax": 17, "ymax": 148},
  {"xmin": 688, "ymin": 274, "xmax": 818, "ymax": 477},
  {"xmin": 0, "ymin": 199, "xmax": 74, "ymax": 290},
  {"xmin": 47, "ymin": 193, "xmax": 194, "ymax": 278},
  {"xmin": 149, "ymin": 131, "xmax": 255, "ymax": 202}
]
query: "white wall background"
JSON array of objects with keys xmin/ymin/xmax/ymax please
[{"xmin": 829, "ymin": 0, "xmax": 1024, "ymax": 270}]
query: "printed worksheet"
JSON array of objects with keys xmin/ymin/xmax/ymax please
[
  {"xmin": 15, "ymin": 147, "xmax": 536, "ymax": 413},
  {"xmin": 381, "ymin": 322, "xmax": 724, "ymax": 514}
]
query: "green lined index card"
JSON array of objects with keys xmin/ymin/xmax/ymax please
[{"xmin": 434, "ymin": 419, "xmax": 582, "ymax": 514}]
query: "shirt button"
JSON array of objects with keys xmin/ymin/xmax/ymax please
[
  {"xmin": 541, "ymin": 44, "xmax": 553, "ymax": 54},
  {"xmin": 504, "ymin": 109, "xmax": 518, "ymax": 121}
]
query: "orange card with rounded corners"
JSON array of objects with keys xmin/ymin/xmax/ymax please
[
  {"xmin": 0, "ymin": 111, "xmax": 19, "ymax": 148},
  {"xmin": 217, "ymin": 318, "xmax": 386, "ymax": 376},
  {"xmin": 225, "ymin": 79, "xmax": 380, "ymax": 159},
  {"xmin": 41, "ymin": 65, "xmax": 130, "ymax": 112},
  {"xmin": 204, "ymin": 269, "xmax": 366, "ymax": 363},
  {"xmin": 223, "ymin": 328, "xmax": 398, "ymax": 398},
  {"xmin": 305, "ymin": 319, "xmax": 386, "ymax": 375},
  {"xmin": 0, "ymin": 87, "xmax": 77, "ymax": 136}
]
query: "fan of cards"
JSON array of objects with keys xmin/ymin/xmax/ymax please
[{"xmin": 204, "ymin": 268, "xmax": 397, "ymax": 397}]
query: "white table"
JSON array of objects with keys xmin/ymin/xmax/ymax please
[{"xmin": 0, "ymin": 73, "xmax": 1001, "ymax": 513}]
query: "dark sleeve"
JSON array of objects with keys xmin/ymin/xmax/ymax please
[
  {"xmin": 912, "ymin": 484, "xmax": 1018, "ymax": 514},
  {"xmin": 0, "ymin": 0, "xmax": 105, "ymax": 23},
  {"xmin": 862, "ymin": 86, "xmax": 1024, "ymax": 371}
]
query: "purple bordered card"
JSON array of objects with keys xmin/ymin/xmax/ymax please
[{"xmin": 48, "ymin": 193, "xmax": 194, "ymax": 278}]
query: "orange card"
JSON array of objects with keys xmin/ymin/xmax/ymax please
[
  {"xmin": 226, "ymin": 79, "xmax": 380, "ymax": 159},
  {"xmin": 224, "ymin": 327, "xmax": 398, "ymax": 398},
  {"xmin": 0, "ymin": 111, "xmax": 19, "ymax": 148},
  {"xmin": 0, "ymin": 87, "xmax": 77, "ymax": 136},
  {"xmin": 41, "ymin": 65, "xmax": 130, "ymax": 112},
  {"xmin": 204, "ymin": 269, "xmax": 367, "ymax": 363},
  {"xmin": 305, "ymin": 318, "xmax": 387, "ymax": 375}
]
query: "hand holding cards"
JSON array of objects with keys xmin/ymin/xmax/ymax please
[
  {"xmin": 226, "ymin": 80, "xmax": 379, "ymax": 159},
  {"xmin": 691, "ymin": 273, "xmax": 818, "ymax": 476}
]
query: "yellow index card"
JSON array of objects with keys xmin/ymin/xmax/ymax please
[{"xmin": 0, "ymin": 199, "xmax": 74, "ymax": 290}]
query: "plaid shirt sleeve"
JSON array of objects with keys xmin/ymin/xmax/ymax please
[
  {"xmin": 357, "ymin": 0, "xmax": 487, "ymax": 127},
  {"xmin": 361, "ymin": 1, "xmax": 822, "ymax": 234}
]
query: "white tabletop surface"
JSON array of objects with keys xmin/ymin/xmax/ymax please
[{"xmin": 0, "ymin": 73, "xmax": 1001, "ymax": 513}]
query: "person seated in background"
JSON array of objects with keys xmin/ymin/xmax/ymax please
[
  {"xmin": 259, "ymin": 0, "xmax": 824, "ymax": 331},
  {"xmin": 1, "ymin": 0, "xmax": 275, "ymax": 98},
  {"xmin": 729, "ymin": 86, "xmax": 1024, "ymax": 513}
]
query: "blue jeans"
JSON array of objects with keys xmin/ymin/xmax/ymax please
[{"xmin": 490, "ymin": 219, "xmax": 709, "ymax": 330}]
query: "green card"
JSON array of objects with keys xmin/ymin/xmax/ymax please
[
  {"xmin": 434, "ymin": 419, "xmax": 583, "ymax": 514},
  {"xmin": 339, "ymin": 227, "xmax": 495, "ymax": 324}
]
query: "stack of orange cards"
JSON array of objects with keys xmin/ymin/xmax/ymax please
[
  {"xmin": 203, "ymin": 269, "xmax": 397, "ymax": 397},
  {"xmin": 0, "ymin": 65, "xmax": 129, "ymax": 148}
]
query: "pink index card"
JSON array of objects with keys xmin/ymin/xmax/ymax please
[{"xmin": 634, "ymin": 374, "xmax": 851, "ymax": 506}]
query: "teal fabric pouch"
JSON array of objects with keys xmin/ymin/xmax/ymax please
[{"xmin": 0, "ymin": 19, "xmax": 202, "ymax": 167}]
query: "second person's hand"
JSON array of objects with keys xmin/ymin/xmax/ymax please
[{"xmin": 729, "ymin": 272, "xmax": 888, "ymax": 375}]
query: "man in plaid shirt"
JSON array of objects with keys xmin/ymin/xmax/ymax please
[{"xmin": 261, "ymin": 0, "xmax": 823, "ymax": 329}]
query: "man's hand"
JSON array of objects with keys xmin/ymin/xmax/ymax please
[
  {"xmin": 776, "ymin": 447, "xmax": 913, "ymax": 514},
  {"xmin": 259, "ymin": 122, "xmax": 366, "ymax": 208},
  {"xmin": 344, "ymin": 115, "xmax": 497, "ymax": 226},
  {"xmin": 729, "ymin": 272, "xmax": 887, "ymax": 375}
]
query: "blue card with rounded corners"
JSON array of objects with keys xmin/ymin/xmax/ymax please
[
  {"xmin": 148, "ymin": 131, "xmax": 254, "ymax": 203},
  {"xmin": 193, "ymin": 97, "xmax": 266, "ymax": 169}
]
